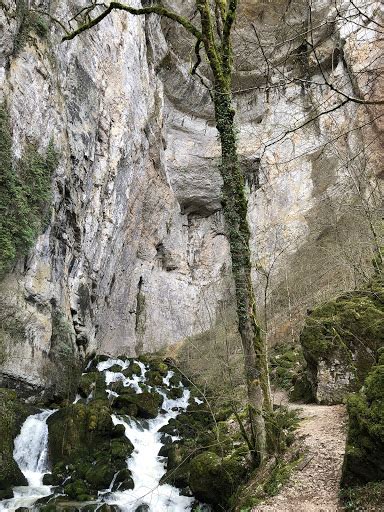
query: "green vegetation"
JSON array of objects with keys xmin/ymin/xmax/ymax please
[
  {"xmin": 270, "ymin": 343, "xmax": 305, "ymax": 391},
  {"xmin": 341, "ymin": 348, "xmax": 384, "ymax": 486},
  {"xmin": 300, "ymin": 266, "xmax": 384, "ymax": 398},
  {"xmin": 47, "ymin": 309, "xmax": 80, "ymax": 402},
  {"xmin": 341, "ymin": 481, "xmax": 384, "ymax": 511},
  {"xmin": 0, "ymin": 388, "xmax": 35, "ymax": 498},
  {"xmin": 0, "ymin": 103, "xmax": 58, "ymax": 277},
  {"xmin": 46, "ymin": 356, "xmax": 185, "ymax": 502},
  {"xmin": 14, "ymin": 0, "xmax": 49, "ymax": 54},
  {"xmin": 233, "ymin": 450, "xmax": 302, "ymax": 511},
  {"xmin": 46, "ymin": 400, "xmax": 134, "ymax": 500}
]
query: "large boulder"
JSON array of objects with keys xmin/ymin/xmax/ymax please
[
  {"xmin": 47, "ymin": 400, "xmax": 133, "ymax": 499},
  {"xmin": 342, "ymin": 350, "xmax": 384, "ymax": 486},
  {"xmin": 300, "ymin": 270, "xmax": 384, "ymax": 404},
  {"xmin": 0, "ymin": 388, "xmax": 34, "ymax": 496},
  {"xmin": 114, "ymin": 390, "xmax": 163, "ymax": 419},
  {"xmin": 189, "ymin": 451, "xmax": 248, "ymax": 508}
]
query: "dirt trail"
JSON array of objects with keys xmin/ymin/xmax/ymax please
[{"xmin": 253, "ymin": 393, "xmax": 348, "ymax": 512}]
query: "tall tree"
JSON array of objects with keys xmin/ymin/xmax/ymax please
[{"xmin": 61, "ymin": 0, "xmax": 272, "ymax": 465}]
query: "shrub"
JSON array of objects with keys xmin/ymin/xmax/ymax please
[{"xmin": 0, "ymin": 103, "xmax": 58, "ymax": 277}]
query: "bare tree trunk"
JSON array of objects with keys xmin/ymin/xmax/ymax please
[{"xmin": 214, "ymin": 88, "xmax": 270, "ymax": 464}]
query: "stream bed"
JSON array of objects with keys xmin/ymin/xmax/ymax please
[{"xmin": 0, "ymin": 357, "xmax": 207, "ymax": 511}]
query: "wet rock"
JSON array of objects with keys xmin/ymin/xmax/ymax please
[
  {"xmin": 189, "ymin": 451, "xmax": 248, "ymax": 507},
  {"xmin": 135, "ymin": 505, "xmax": 150, "ymax": 512},
  {"xmin": 0, "ymin": 388, "xmax": 35, "ymax": 492},
  {"xmin": 47, "ymin": 399, "xmax": 133, "ymax": 498},
  {"xmin": 78, "ymin": 371, "xmax": 107, "ymax": 400},
  {"xmin": 114, "ymin": 391, "xmax": 163, "ymax": 419}
]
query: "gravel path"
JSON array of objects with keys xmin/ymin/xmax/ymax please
[{"xmin": 253, "ymin": 394, "xmax": 348, "ymax": 512}]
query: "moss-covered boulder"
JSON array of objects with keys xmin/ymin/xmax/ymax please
[
  {"xmin": 300, "ymin": 269, "xmax": 384, "ymax": 404},
  {"xmin": 189, "ymin": 451, "xmax": 248, "ymax": 507},
  {"xmin": 114, "ymin": 390, "xmax": 163, "ymax": 419},
  {"xmin": 78, "ymin": 371, "xmax": 107, "ymax": 400},
  {"xmin": 47, "ymin": 400, "xmax": 133, "ymax": 499},
  {"xmin": 0, "ymin": 388, "xmax": 35, "ymax": 493},
  {"xmin": 342, "ymin": 352, "xmax": 384, "ymax": 486},
  {"xmin": 270, "ymin": 343, "xmax": 305, "ymax": 392}
]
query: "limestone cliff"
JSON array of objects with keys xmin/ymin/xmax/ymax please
[{"xmin": 0, "ymin": 0, "xmax": 382, "ymax": 396}]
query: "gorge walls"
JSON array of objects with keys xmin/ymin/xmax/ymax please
[{"xmin": 0, "ymin": 0, "xmax": 382, "ymax": 396}]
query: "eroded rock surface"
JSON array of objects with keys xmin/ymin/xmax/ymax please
[{"xmin": 0, "ymin": 0, "xmax": 382, "ymax": 395}]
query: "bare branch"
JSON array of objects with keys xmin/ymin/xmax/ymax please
[{"xmin": 62, "ymin": 2, "xmax": 203, "ymax": 42}]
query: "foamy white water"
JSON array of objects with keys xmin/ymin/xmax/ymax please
[
  {"xmin": 97, "ymin": 360, "xmax": 194, "ymax": 511},
  {"xmin": 0, "ymin": 410, "xmax": 56, "ymax": 512}
]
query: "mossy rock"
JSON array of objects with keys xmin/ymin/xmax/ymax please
[
  {"xmin": 340, "ymin": 481, "xmax": 384, "ymax": 511},
  {"xmin": 121, "ymin": 362, "xmax": 142, "ymax": 379},
  {"xmin": 114, "ymin": 467, "xmax": 134, "ymax": 491},
  {"xmin": 299, "ymin": 270, "xmax": 384, "ymax": 403},
  {"xmin": 145, "ymin": 370, "xmax": 163, "ymax": 387},
  {"xmin": 84, "ymin": 464, "xmax": 115, "ymax": 490},
  {"xmin": 48, "ymin": 400, "xmax": 114, "ymax": 463},
  {"xmin": 342, "ymin": 361, "xmax": 384, "ymax": 486},
  {"xmin": 78, "ymin": 371, "xmax": 107, "ymax": 400},
  {"xmin": 47, "ymin": 399, "xmax": 133, "ymax": 496},
  {"xmin": 84, "ymin": 354, "xmax": 110, "ymax": 372},
  {"xmin": 114, "ymin": 391, "xmax": 163, "ymax": 419},
  {"xmin": 189, "ymin": 451, "xmax": 248, "ymax": 507},
  {"xmin": 168, "ymin": 386, "xmax": 184, "ymax": 400},
  {"xmin": 64, "ymin": 479, "xmax": 92, "ymax": 501},
  {"xmin": 0, "ymin": 388, "xmax": 35, "ymax": 491}
]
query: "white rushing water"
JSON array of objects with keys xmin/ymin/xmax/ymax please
[
  {"xmin": 98, "ymin": 359, "xmax": 194, "ymax": 511},
  {"xmin": 0, "ymin": 410, "xmax": 56, "ymax": 512}
]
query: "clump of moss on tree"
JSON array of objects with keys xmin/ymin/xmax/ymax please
[{"xmin": 0, "ymin": 102, "xmax": 58, "ymax": 277}]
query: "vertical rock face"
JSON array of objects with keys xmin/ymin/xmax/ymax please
[
  {"xmin": 0, "ymin": 0, "xmax": 382, "ymax": 394},
  {"xmin": 0, "ymin": 0, "xmax": 231, "ymax": 394}
]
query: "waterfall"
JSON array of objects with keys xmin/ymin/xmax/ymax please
[
  {"xmin": 0, "ymin": 410, "xmax": 55, "ymax": 512},
  {"xmin": 97, "ymin": 359, "xmax": 195, "ymax": 511}
]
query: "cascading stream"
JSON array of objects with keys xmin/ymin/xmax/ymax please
[
  {"xmin": 97, "ymin": 359, "xmax": 194, "ymax": 511},
  {"xmin": 0, "ymin": 410, "xmax": 56, "ymax": 512}
]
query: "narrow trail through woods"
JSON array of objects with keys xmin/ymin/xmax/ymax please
[{"xmin": 253, "ymin": 393, "xmax": 348, "ymax": 512}]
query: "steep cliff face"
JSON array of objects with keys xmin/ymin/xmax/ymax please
[
  {"xmin": 0, "ymin": 0, "xmax": 382, "ymax": 396},
  {"xmin": 0, "ymin": 0, "xmax": 232, "ymax": 396}
]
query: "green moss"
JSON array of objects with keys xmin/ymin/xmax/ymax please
[
  {"xmin": 342, "ymin": 361, "xmax": 384, "ymax": 486},
  {"xmin": 270, "ymin": 343, "xmax": 305, "ymax": 391},
  {"xmin": 14, "ymin": 0, "xmax": 49, "ymax": 54},
  {"xmin": 0, "ymin": 388, "xmax": 35, "ymax": 491},
  {"xmin": 114, "ymin": 390, "xmax": 163, "ymax": 419},
  {"xmin": 47, "ymin": 400, "xmax": 133, "ymax": 497},
  {"xmin": 78, "ymin": 371, "xmax": 106, "ymax": 400},
  {"xmin": 265, "ymin": 406, "xmax": 300, "ymax": 455},
  {"xmin": 189, "ymin": 451, "xmax": 248, "ymax": 507},
  {"xmin": 300, "ymin": 268, "xmax": 384, "ymax": 402},
  {"xmin": 341, "ymin": 481, "xmax": 384, "ymax": 511},
  {"xmin": 262, "ymin": 459, "xmax": 299, "ymax": 497},
  {"xmin": 0, "ymin": 103, "xmax": 58, "ymax": 277}
]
